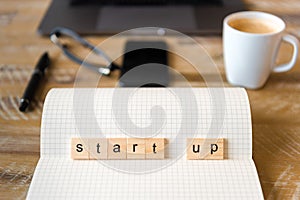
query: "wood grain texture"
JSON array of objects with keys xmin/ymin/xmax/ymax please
[
  {"xmin": 88, "ymin": 138, "xmax": 108, "ymax": 160},
  {"xmin": 145, "ymin": 138, "xmax": 165, "ymax": 160},
  {"xmin": 127, "ymin": 138, "xmax": 146, "ymax": 160},
  {"xmin": 107, "ymin": 138, "xmax": 127, "ymax": 160},
  {"xmin": 71, "ymin": 138, "xmax": 89, "ymax": 160},
  {"xmin": 0, "ymin": 0, "xmax": 299, "ymax": 199}
]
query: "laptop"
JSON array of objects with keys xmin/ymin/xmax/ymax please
[{"xmin": 38, "ymin": 0, "xmax": 245, "ymax": 35}]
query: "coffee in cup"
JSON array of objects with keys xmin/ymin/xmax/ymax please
[
  {"xmin": 223, "ymin": 11, "xmax": 299, "ymax": 89},
  {"xmin": 228, "ymin": 18, "xmax": 279, "ymax": 34}
]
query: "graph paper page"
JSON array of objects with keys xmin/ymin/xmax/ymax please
[{"xmin": 27, "ymin": 88, "xmax": 263, "ymax": 199}]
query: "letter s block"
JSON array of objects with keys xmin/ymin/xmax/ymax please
[{"xmin": 71, "ymin": 138, "xmax": 89, "ymax": 160}]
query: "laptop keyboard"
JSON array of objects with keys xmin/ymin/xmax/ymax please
[{"xmin": 70, "ymin": 0, "xmax": 223, "ymax": 6}]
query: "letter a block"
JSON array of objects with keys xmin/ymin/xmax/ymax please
[
  {"xmin": 108, "ymin": 138, "xmax": 127, "ymax": 160},
  {"xmin": 187, "ymin": 138, "xmax": 224, "ymax": 160},
  {"xmin": 146, "ymin": 138, "xmax": 165, "ymax": 159},
  {"xmin": 71, "ymin": 138, "xmax": 89, "ymax": 160},
  {"xmin": 127, "ymin": 138, "xmax": 145, "ymax": 159}
]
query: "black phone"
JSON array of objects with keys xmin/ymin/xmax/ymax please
[{"xmin": 119, "ymin": 41, "xmax": 169, "ymax": 87}]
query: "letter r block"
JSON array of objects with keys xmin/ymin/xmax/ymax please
[{"xmin": 127, "ymin": 138, "xmax": 145, "ymax": 159}]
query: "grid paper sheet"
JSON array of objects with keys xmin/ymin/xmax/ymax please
[{"xmin": 27, "ymin": 88, "xmax": 264, "ymax": 199}]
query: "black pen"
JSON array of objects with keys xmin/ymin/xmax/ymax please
[{"xmin": 19, "ymin": 52, "xmax": 50, "ymax": 112}]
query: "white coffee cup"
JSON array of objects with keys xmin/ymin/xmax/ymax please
[{"xmin": 223, "ymin": 11, "xmax": 299, "ymax": 89}]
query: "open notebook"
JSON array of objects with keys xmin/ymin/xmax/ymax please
[{"xmin": 27, "ymin": 88, "xmax": 263, "ymax": 199}]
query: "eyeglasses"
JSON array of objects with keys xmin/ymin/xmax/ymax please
[{"xmin": 50, "ymin": 27, "xmax": 120, "ymax": 76}]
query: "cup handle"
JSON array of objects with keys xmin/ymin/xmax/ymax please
[{"xmin": 273, "ymin": 34, "xmax": 299, "ymax": 73}]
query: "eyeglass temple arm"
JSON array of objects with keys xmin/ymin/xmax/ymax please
[{"xmin": 50, "ymin": 27, "xmax": 121, "ymax": 76}]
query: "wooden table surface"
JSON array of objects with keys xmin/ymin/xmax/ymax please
[{"xmin": 0, "ymin": 0, "xmax": 299, "ymax": 199}]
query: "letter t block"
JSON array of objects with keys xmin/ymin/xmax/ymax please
[{"xmin": 146, "ymin": 138, "xmax": 165, "ymax": 159}]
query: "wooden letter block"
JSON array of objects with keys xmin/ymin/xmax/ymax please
[
  {"xmin": 146, "ymin": 138, "xmax": 165, "ymax": 159},
  {"xmin": 71, "ymin": 138, "xmax": 89, "ymax": 160},
  {"xmin": 88, "ymin": 138, "xmax": 108, "ymax": 160},
  {"xmin": 187, "ymin": 138, "xmax": 224, "ymax": 160},
  {"xmin": 108, "ymin": 138, "xmax": 127, "ymax": 160},
  {"xmin": 127, "ymin": 138, "xmax": 145, "ymax": 159}
]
